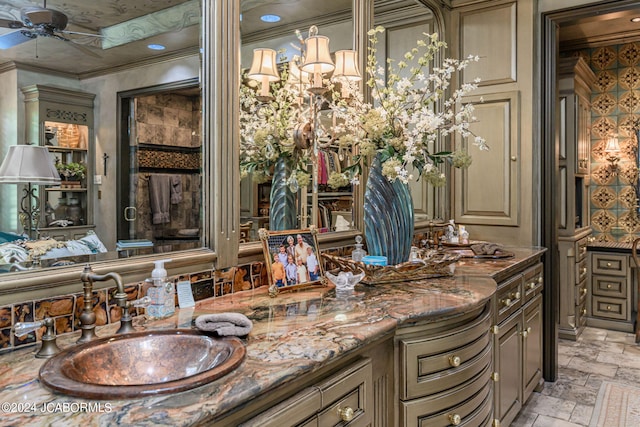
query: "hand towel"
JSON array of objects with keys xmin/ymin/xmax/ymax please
[
  {"xmin": 148, "ymin": 174, "xmax": 171, "ymax": 224},
  {"xmin": 194, "ymin": 312, "xmax": 253, "ymax": 337},
  {"xmin": 170, "ymin": 175, "xmax": 183, "ymax": 204},
  {"xmin": 470, "ymin": 243, "xmax": 503, "ymax": 255}
]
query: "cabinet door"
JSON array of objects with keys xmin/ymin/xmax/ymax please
[
  {"xmin": 493, "ymin": 312, "xmax": 522, "ymax": 427},
  {"xmin": 523, "ymin": 294, "xmax": 543, "ymax": 402}
]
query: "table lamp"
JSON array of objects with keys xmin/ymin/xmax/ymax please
[{"xmin": 0, "ymin": 144, "xmax": 61, "ymax": 239}]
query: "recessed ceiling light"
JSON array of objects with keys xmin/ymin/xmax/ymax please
[
  {"xmin": 147, "ymin": 44, "xmax": 166, "ymax": 50},
  {"xmin": 260, "ymin": 14, "xmax": 281, "ymax": 23},
  {"xmin": 631, "ymin": 17, "xmax": 640, "ymax": 23}
]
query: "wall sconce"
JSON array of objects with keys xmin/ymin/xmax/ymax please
[
  {"xmin": 0, "ymin": 144, "xmax": 61, "ymax": 239},
  {"xmin": 604, "ymin": 134, "xmax": 621, "ymax": 172},
  {"xmin": 247, "ymin": 48, "xmax": 280, "ymax": 101}
]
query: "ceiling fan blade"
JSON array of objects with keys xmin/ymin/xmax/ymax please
[
  {"xmin": 0, "ymin": 30, "xmax": 34, "ymax": 49},
  {"xmin": 0, "ymin": 18, "xmax": 25, "ymax": 29},
  {"xmin": 60, "ymin": 29, "xmax": 104, "ymax": 38}
]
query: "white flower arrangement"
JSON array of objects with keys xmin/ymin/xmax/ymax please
[{"xmin": 329, "ymin": 26, "xmax": 488, "ymax": 187}]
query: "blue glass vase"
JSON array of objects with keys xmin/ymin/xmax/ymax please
[
  {"xmin": 269, "ymin": 157, "xmax": 297, "ymax": 230},
  {"xmin": 364, "ymin": 155, "xmax": 414, "ymax": 265}
]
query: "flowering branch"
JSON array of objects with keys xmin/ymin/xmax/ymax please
[{"xmin": 329, "ymin": 26, "xmax": 488, "ymax": 187}]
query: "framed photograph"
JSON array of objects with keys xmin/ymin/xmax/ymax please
[{"xmin": 259, "ymin": 228, "xmax": 326, "ymax": 296}]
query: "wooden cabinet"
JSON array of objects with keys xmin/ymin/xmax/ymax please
[
  {"xmin": 242, "ymin": 358, "xmax": 372, "ymax": 427},
  {"xmin": 556, "ymin": 56, "xmax": 592, "ymax": 340},
  {"xmin": 492, "ymin": 263, "xmax": 544, "ymax": 427},
  {"xmin": 556, "ymin": 56, "xmax": 595, "ymax": 340},
  {"xmin": 587, "ymin": 251, "xmax": 634, "ymax": 332},
  {"xmin": 396, "ymin": 303, "xmax": 494, "ymax": 427},
  {"xmin": 21, "ymin": 84, "xmax": 96, "ymax": 240}
]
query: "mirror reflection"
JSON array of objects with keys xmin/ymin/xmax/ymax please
[
  {"xmin": 239, "ymin": 0, "xmax": 354, "ymax": 242},
  {"xmin": 0, "ymin": 0, "xmax": 203, "ymax": 273}
]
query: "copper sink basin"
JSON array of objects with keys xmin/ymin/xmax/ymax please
[{"xmin": 39, "ymin": 329, "xmax": 246, "ymax": 399}]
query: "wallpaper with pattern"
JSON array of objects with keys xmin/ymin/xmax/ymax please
[{"xmin": 565, "ymin": 42, "xmax": 640, "ymax": 242}]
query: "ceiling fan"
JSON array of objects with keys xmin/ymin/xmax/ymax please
[{"xmin": 0, "ymin": 0, "xmax": 101, "ymax": 54}]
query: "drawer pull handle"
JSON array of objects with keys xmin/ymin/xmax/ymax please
[
  {"xmin": 449, "ymin": 355, "xmax": 462, "ymax": 367},
  {"xmin": 514, "ymin": 291, "xmax": 521, "ymax": 299},
  {"xmin": 606, "ymin": 284, "xmax": 611, "ymax": 289},
  {"xmin": 521, "ymin": 327, "xmax": 532, "ymax": 338},
  {"xmin": 606, "ymin": 262, "xmax": 612, "ymax": 267},
  {"xmin": 338, "ymin": 407, "xmax": 355, "ymax": 422},
  {"xmin": 582, "ymin": 267, "xmax": 587, "ymax": 274},
  {"xmin": 582, "ymin": 308, "xmax": 587, "ymax": 315},
  {"xmin": 607, "ymin": 305, "xmax": 612, "ymax": 311},
  {"xmin": 581, "ymin": 288, "xmax": 587, "ymax": 295},
  {"xmin": 528, "ymin": 282, "xmax": 537, "ymax": 290},
  {"xmin": 538, "ymin": 276, "xmax": 543, "ymax": 284},
  {"xmin": 449, "ymin": 414, "xmax": 462, "ymax": 425},
  {"xmin": 503, "ymin": 298, "xmax": 512, "ymax": 307}
]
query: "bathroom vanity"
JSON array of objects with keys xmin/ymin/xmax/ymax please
[{"xmin": 0, "ymin": 247, "xmax": 545, "ymax": 427}]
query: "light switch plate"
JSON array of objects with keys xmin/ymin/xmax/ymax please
[{"xmin": 94, "ymin": 175, "xmax": 102, "ymax": 185}]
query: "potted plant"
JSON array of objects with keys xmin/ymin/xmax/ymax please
[{"xmin": 56, "ymin": 160, "xmax": 87, "ymax": 184}]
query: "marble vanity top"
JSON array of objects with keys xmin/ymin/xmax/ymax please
[{"xmin": 0, "ymin": 246, "xmax": 544, "ymax": 426}]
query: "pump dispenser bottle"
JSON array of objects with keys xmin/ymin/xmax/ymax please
[{"xmin": 146, "ymin": 259, "xmax": 175, "ymax": 319}]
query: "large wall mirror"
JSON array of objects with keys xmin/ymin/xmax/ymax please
[
  {"xmin": 238, "ymin": 0, "xmax": 355, "ymax": 242},
  {"xmin": 237, "ymin": 0, "xmax": 446, "ymax": 246},
  {"xmin": 0, "ymin": 0, "xmax": 227, "ymax": 286}
]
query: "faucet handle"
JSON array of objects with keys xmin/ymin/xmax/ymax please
[
  {"xmin": 13, "ymin": 320, "xmax": 45, "ymax": 337},
  {"xmin": 131, "ymin": 296, "xmax": 151, "ymax": 308}
]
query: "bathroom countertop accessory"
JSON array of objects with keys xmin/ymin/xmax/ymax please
[{"xmin": 194, "ymin": 313, "xmax": 253, "ymax": 337}]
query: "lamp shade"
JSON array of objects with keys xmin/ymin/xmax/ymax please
[
  {"xmin": 247, "ymin": 48, "xmax": 280, "ymax": 82},
  {"xmin": 0, "ymin": 145, "xmax": 61, "ymax": 185},
  {"xmin": 333, "ymin": 50, "xmax": 361, "ymax": 80},
  {"xmin": 301, "ymin": 35, "xmax": 334, "ymax": 74}
]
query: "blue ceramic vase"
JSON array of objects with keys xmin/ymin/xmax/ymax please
[{"xmin": 363, "ymin": 155, "xmax": 414, "ymax": 265}]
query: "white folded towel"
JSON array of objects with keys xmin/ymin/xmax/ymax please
[{"xmin": 194, "ymin": 313, "xmax": 253, "ymax": 337}]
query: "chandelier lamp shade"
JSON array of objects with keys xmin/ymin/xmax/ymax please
[
  {"xmin": 247, "ymin": 48, "xmax": 280, "ymax": 99},
  {"xmin": 301, "ymin": 30, "xmax": 334, "ymax": 91}
]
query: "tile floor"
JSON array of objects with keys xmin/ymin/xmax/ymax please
[{"xmin": 512, "ymin": 327, "xmax": 640, "ymax": 427}]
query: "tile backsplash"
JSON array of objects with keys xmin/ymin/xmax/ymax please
[{"xmin": 0, "ymin": 261, "xmax": 268, "ymax": 353}]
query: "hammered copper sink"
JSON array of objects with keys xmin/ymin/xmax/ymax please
[{"xmin": 39, "ymin": 329, "xmax": 246, "ymax": 399}]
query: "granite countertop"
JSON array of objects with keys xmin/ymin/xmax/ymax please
[{"xmin": 0, "ymin": 246, "xmax": 545, "ymax": 426}]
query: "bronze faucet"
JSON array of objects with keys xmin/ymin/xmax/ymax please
[{"xmin": 79, "ymin": 264, "xmax": 135, "ymax": 343}]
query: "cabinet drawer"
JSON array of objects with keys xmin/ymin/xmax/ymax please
[
  {"xmin": 315, "ymin": 358, "xmax": 372, "ymax": 427},
  {"xmin": 240, "ymin": 387, "xmax": 321, "ymax": 427},
  {"xmin": 592, "ymin": 253, "xmax": 628, "ymax": 276},
  {"xmin": 576, "ymin": 258, "xmax": 588, "ymax": 284},
  {"xmin": 592, "ymin": 275, "xmax": 627, "ymax": 298},
  {"xmin": 577, "ymin": 299, "xmax": 587, "ymax": 326},
  {"xmin": 401, "ymin": 364, "xmax": 493, "ymax": 427},
  {"xmin": 522, "ymin": 263, "xmax": 543, "ymax": 303},
  {"xmin": 496, "ymin": 275, "xmax": 523, "ymax": 324},
  {"xmin": 575, "ymin": 279, "xmax": 588, "ymax": 306},
  {"xmin": 592, "ymin": 296, "xmax": 627, "ymax": 320},
  {"xmin": 576, "ymin": 237, "xmax": 589, "ymax": 262},
  {"xmin": 399, "ymin": 308, "xmax": 492, "ymax": 400},
  {"xmin": 243, "ymin": 359, "xmax": 371, "ymax": 427}
]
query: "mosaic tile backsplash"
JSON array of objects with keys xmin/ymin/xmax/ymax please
[
  {"xmin": 564, "ymin": 42, "xmax": 640, "ymax": 242},
  {"xmin": 0, "ymin": 243, "xmax": 357, "ymax": 353}
]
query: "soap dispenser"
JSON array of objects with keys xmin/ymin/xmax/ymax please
[{"xmin": 146, "ymin": 259, "xmax": 175, "ymax": 319}]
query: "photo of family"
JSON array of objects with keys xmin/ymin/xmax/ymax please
[{"xmin": 260, "ymin": 229, "xmax": 324, "ymax": 290}]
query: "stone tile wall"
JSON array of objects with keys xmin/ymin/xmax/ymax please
[{"xmin": 564, "ymin": 42, "xmax": 640, "ymax": 242}]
